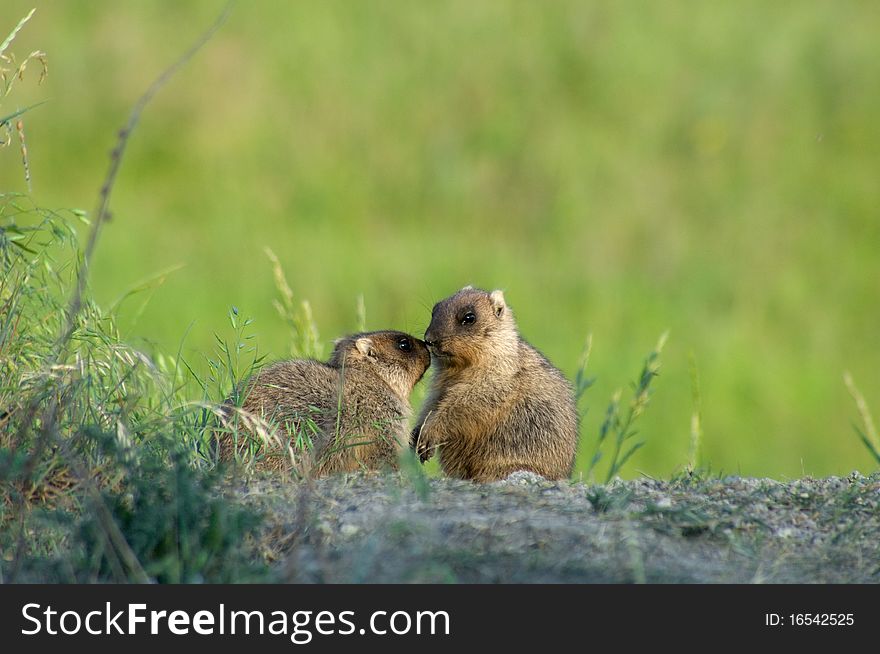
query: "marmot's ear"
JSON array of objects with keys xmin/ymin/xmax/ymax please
[
  {"xmin": 489, "ymin": 289, "xmax": 506, "ymax": 317},
  {"xmin": 460, "ymin": 285, "xmax": 474, "ymax": 292},
  {"xmin": 355, "ymin": 337, "xmax": 376, "ymax": 358}
]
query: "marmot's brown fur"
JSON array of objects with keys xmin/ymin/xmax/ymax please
[
  {"xmin": 219, "ymin": 330, "xmax": 430, "ymax": 476},
  {"xmin": 411, "ymin": 287, "xmax": 578, "ymax": 482}
]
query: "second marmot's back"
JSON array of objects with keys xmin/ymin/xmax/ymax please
[
  {"xmin": 412, "ymin": 287, "xmax": 578, "ymax": 481},
  {"xmin": 220, "ymin": 330, "xmax": 430, "ymax": 476}
]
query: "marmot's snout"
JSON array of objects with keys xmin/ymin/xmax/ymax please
[
  {"xmin": 410, "ymin": 337, "xmax": 432, "ymax": 380},
  {"xmin": 423, "ymin": 326, "xmax": 452, "ymax": 360},
  {"xmin": 422, "ymin": 286, "xmax": 502, "ymax": 362},
  {"xmin": 423, "ymin": 328, "xmax": 439, "ymax": 351}
]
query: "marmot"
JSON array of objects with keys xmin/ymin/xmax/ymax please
[
  {"xmin": 219, "ymin": 330, "xmax": 430, "ymax": 477},
  {"xmin": 411, "ymin": 287, "xmax": 578, "ymax": 481}
]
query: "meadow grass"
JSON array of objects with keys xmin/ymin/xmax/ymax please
[
  {"xmin": 0, "ymin": 200, "xmax": 263, "ymax": 582},
  {"xmin": 3, "ymin": 1, "xmax": 876, "ymax": 478},
  {"xmin": 843, "ymin": 372, "xmax": 880, "ymax": 466},
  {"xmin": 1, "ymin": 7, "xmax": 266, "ymax": 582}
]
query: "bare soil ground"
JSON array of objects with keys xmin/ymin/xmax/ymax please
[{"xmin": 234, "ymin": 470, "xmax": 880, "ymax": 583}]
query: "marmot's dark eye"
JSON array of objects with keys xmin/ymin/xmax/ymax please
[
  {"xmin": 397, "ymin": 337, "xmax": 412, "ymax": 352},
  {"xmin": 460, "ymin": 312, "xmax": 476, "ymax": 326}
]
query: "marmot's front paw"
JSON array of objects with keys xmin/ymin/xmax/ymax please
[
  {"xmin": 418, "ymin": 444, "xmax": 434, "ymax": 463},
  {"xmin": 410, "ymin": 424, "xmax": 434, "ymax": 463}
]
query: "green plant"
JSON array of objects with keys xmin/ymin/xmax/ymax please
[
  {"xmin": 0, "ymin": 8, "xmax": 48, "ymax": 190},
  {"xmin": 200, "ymin": 248, "xmax": 327, "ymax": 472},
  {"xmin": 687, "ymin": 351, "xmax": 703, "ymax": 472},
  {"xmin": 574, "ymin": 334, "xmax": 596, "ymax": 406},
  {"xmin": 844, "ymin": 372, "xmax": 880, "ymax": 466},
  {"xmin": 0, "ymin": 6, "xmax": 265, "ymax": 583},
  {"xmin": 0, "ymin": 208, "xmax": 267, "ymax": 582},
  {"xmin": 585, "ymin": 332, "xmax": 668, "ymax": 483},
  {"xmin": 265, "ymin": 246, "xmax": 323, "ymax": 360},
  {"xmin": 75, "ymin": 430, "xmax": 264, "ymax": 583},
  {"xmin": 397, "ymin": 444, "xmax": 430, "ymax": 501}
]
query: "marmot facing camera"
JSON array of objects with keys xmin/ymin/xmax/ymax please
[{"xmin": 412, "ymin": 287, "xmax": 578, "ymax": 481}]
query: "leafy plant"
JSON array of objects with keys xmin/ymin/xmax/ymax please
[
  {"xmin": 585, "ymin": 332, "xmax": 668, "ymax": 483},
  {"xmin": 0, "ymin": 6, "xmax": 264, "ymax": 583},
  {"xmin": 687, "ymin": 351, "xmax": 703, "ymax": 472},
  {"xmin": 1, "ymin": 9, "xmax": 48, "ymax": 189},
  {"xmin": 76, "ymin": 430, "xmax": 264, "ymax": 583},
  {"xmin": 844, "ymin": 372, "xmax": 880, "ymax": 466},
  {"xmin": 265, "ymin": 246, "xmax": 323, "ymax": 360}
]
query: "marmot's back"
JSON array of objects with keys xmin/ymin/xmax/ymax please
[
  {"xmin": 220, "ymin": 331, "xmax": 430, "ymax": 476},
  {"xmin": 414, "ymin": 288, "xmax": 578, "ymax": 481},
  {"xmin": 242, "ymin": 358, "xmax": 337, "ymax": 424}
]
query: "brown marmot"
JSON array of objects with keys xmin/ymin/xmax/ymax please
[
  {"xmin": 218, "ymin": 330, "xmax": 430, "ymax": 477},
  {"xmin": 411, "ymin": 287, "xmax": 578, "ymax": 482}
]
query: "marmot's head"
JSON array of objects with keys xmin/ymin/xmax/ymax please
[
  {"xmin": 329, "ymin": 330, "xmax": 431, "ymax": 398},
  {"xmin": 424, "ymin": 287, "xmax": 517, "ymax": 368}
]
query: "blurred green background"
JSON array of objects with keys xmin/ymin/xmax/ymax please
[{"xmin": 3, "ymin": 1, "xmax": 878, "ymax": 479}]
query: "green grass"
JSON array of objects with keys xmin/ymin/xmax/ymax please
[
  {"xmin": 0, "ymin": 10, "xmax": 267, "ymax": 582},
  {"xmin": 0, "ymin": 200, "xmax": 263, "ymax": 582},
  {"xmin": 2, "ymin": 0, "xmax": 879, "ymax": 484}
]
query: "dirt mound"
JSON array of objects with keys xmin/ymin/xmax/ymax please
[{"xmin": 236, "ymin": 471, "xmax": 880, "ymax": 583}]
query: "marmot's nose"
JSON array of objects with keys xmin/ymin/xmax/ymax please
[{"xmin": 424, "ymin": 330, "xmax": 437, "ymax": 348}]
